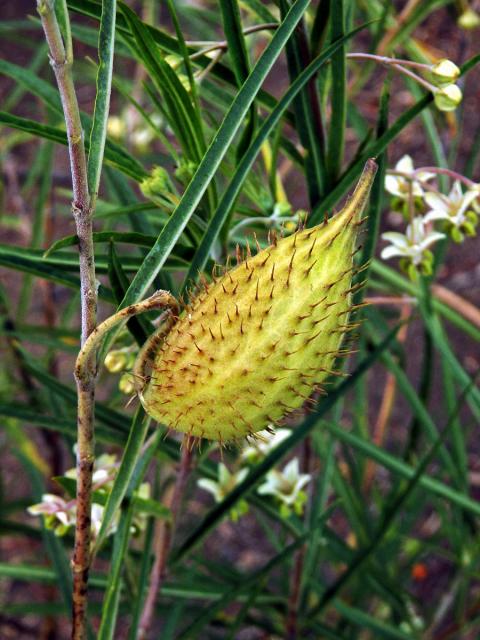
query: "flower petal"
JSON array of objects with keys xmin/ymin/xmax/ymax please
[
  {"xmin": 396, "ymin": 155, "xmax": 414, "ymax": 174},
  {"xmin": 424, "ymin": 192, "xmax": 449, "ymax": 214},
  {"xmin": 381, "ymin": 232, "xmax": 409, "ymax": 248},
  {"xmin": 384, "ymin": 175, "xmax": 403, "ymax": 197},
  {"xmin": 381, "ymin": 246, "xmax": 407, "ymax": 260}
]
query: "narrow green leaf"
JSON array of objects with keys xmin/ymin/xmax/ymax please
[
  {"xmin": 353, "ymin": 80, "xmax": 389, "ymax": 303},
  {"xmin": 44, "ymin": 231, "xmax": 159, "ymax": 256},
  {"xmin": 281, "ymin": 0, "xmax": 325, "ymax": 206},
  {"xmin": 326, "ymin": 0, "xmax": 346, "ymax": 185},
  {"xmin": 93, "ymin": 408, "xmax": 152, "ymax": 552},
  {"xmin": 370, "ymin": 260, "xmax": 480, "ymax": 342},
  {"xmin": 333, "ymin": 600, "xmax": 413, "ymax": 640},
  {"xmin": 88, "ymin": 0, "xmax": 116, "ymax": 201},
  {"xmin": 220, "ymin": 0, "xmax": 256, "ymax": 156},
  {"xmin": 321, "ymin": 421, "xmax": 480, "ymax": 517},
  {"xmin": 97, "ymin": 507, "xmax": 133, "ymax": 640},
  {"xmin": 108, "ymin": 242, "xmax": 153, "ymax": 346},
  {"xmin": 0, "ymin": 246, "xmax": 115, "ymax": 302},
  {"xmin": 0, "ymin": 58, "xmax": 61, "ymax": 113},
  {"xmin": 177, "ymin": 533, "xmax": 307, "ymax": 639},
  {"xmin": 0, "ymin": 111, "xmax": 146, "ymax": 181}
]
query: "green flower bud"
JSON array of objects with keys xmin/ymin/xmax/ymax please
[
  {"xmin": 450, "ymin": 226, "xmax": 464, "ymax": 243},
  {"xmin": 175, "ymin": 160, "xmax": 197, "ymax": 185},
  {"xmin": 458, "ymin": 8, "xmax": 480, "ymax": 30},
  {"xmin": 466, "ymin": 210, "xmax": 479, "ymax": 226},
  {"xmin": 140, "ymin": 166, "xmax": 171, "ymax": 200},
  {"xmin": 164, "ymin": 54, "xmax": 182, "ymax": 70},
  {"xmin": 273, "ymin": 202, "xmax": 292, "ymax": 217},
  {"xmin": 434, "ymin": 84, "xmax": 463, "ymax": 112},
  {"xmin": 401, "ymin": 259, "xmax": 419, "ymax": 283},
  {"xmin": 107, "ymin": 115, "xmax": 126, "ymax": 140},
  {"xmin": 104, "ymin": 350, "xmax": 128, "ymax": 373},
  {"xmin": 430, "ymin": 59, "xmax": 460, "ymax": 86},
  {"xmin": 461, "ymin": 221, "xmax": 476, "ymax": 237},
  {"xmin": 119, "ymin": 373, "xmax": 135, "ymax": 395},
  {"xmin": 403, "ymin": 537, "xmax": 421, "ymax": 556},
  {"xmin": 419, "ymin": 257, "xmax": 433, "ymax": 277}
]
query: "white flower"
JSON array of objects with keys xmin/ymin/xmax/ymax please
[
  {"xmin": 241, "ymin": 427, "xmax": 292, "ymax": 462},
  {"xmin": 198, "ymin": 464, "xmax": 249, "ymax": 521},
  {"xmin": 90, "ymin": 503, "xmax": 119, "ymax": 539},
  {"xmin": 197, "ymin": 463, "xmax": 248, "ymax": 502},
  {"xmin": 65, "ymin": 452, "xmax": 118, "ymax": 489},
  {"xmin": 424, "ymin": 181, "xmax": 478, "ymax": 230},
  {"xmin": 385, "ymin": 156, "xmax": 435, "ymax": 199},
  {"xmin": 257, "ymin": 458, "xmax": 311, "ymax": 516},
  {"xmin": 27, "ymin": 494, "xmax": 76, "ymax": 536},
  {"xmin": 381, "ymin": 217, "xmax": 445, "ymax": 266}
]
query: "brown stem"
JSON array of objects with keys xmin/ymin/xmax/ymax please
[
  {"xmin": 37, "ymin": 2, "xmax": 95, "ymax": 637},
  {"xmin": 137, "ymin": 438, "xmax": 194, "ymax": 640},
  {"xmin": 74, "ymin": 291, "xmax": 178, "ymax": 635}
]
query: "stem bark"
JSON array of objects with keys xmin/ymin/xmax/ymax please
[{"xmin": 37, "ymin": 2, "xmax": 95, "ymax": 637}]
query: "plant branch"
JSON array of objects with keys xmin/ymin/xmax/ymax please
[{"xmin": 36, "ymin": 1, "xmax": 97, "ymax": 638}]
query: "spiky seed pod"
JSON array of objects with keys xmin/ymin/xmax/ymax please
[{"xmin": 136, "ymin": 160, "xmax": 378, "ymax": 441}]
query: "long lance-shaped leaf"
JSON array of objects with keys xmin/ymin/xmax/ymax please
[
  {"xmin": 326, "ymin": 0, "xmax": 346, "ymax": 185},
  {"xmin": 281, "ymin": 0, "xmax": 326, "ymax": 206},
  {"xmin": 321, "ymin": 421, "xmax": 480, "ymax": 517},
  {"xmin": 93, "ymin": 408, "xmax": 153, "ymax": 552},
  {"xmin": 118, "ymin": 0, "xmax": 311, "ymax": 308},
  {"xmin": 181, "ymin": 23, "xmax": 367, "ymax": 294},
  {"xmin": 220, "ymin": 0, "xmax": 256, "ymax": 157},
  {"xmin": 87, "ymin": 0, "xmax": 116, "ymax": 201},
  {"xmin": 0, "ymin": 111, "xmax": 146, "ymax": 181}
]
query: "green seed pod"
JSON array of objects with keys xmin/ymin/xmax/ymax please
[{"xmin": 136, "ymin": 160, "xmax": 377, "ymax": 441}]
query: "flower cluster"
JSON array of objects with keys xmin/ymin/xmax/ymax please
[
  {"xmin": 381, "ymin": 155, "xmax": 479, "ymax": 279},
  {"xmin": 197, "ymin": 428, "xmax": 312, "ymax": 520},
  {"xmin": 28, "ymin": 452, "xmax": 150, "ymax": 541}
]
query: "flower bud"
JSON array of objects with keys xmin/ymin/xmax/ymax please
[
  {"xmin": 430, "ymin": 59, "xmax": 460, "ymax": 86},
  {"xmin": 140, "ymin": 166, "xmax": 171, "ymax": 200},
  {"xmin": 175, "ymin": 160, "xmax": 197, "ymax": 185},
  {"xmin": 119, "ymin": 373, "xmax": 135, "ymax": 395},
  {"xmin": 434, "ymin": 84, "xmax": 463, "ymax": 112},
  {"xmin": 104, "ymin": 350, "xmax": 128, "ymax": 373},
  {"xmin": 450, "ymin": 226, "xmax": 464, "ymax": 243},
  {"xmin": 107, "ymin": 115, "xmax": 126, "ymax": 140},
  {"xmin": 458, "ymin": 8, "xmax": 480, "ymax": 30}
]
